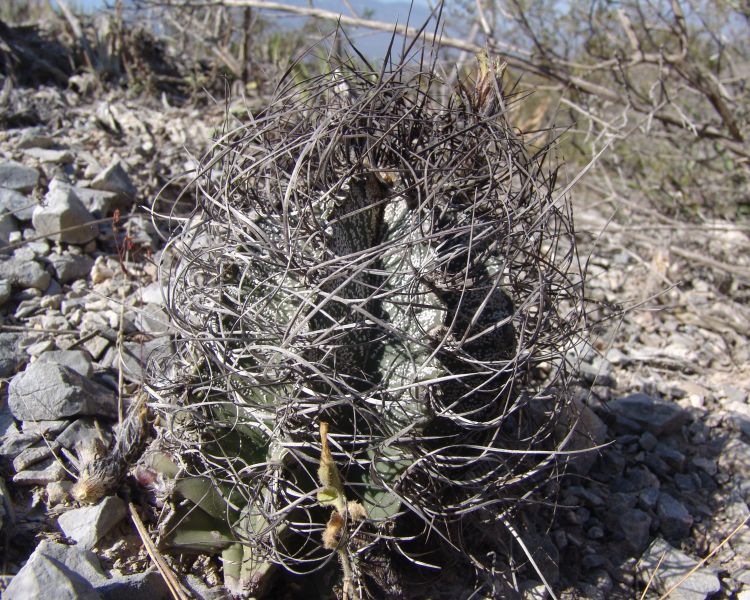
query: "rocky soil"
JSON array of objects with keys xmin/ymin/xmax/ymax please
[{"xmin": 0, "ymin": 75, "xmax": 748, "ymax": 600}]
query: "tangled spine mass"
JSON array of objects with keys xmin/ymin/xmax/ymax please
[{"xmin": 149, "ymin": 39, "xmax": 584, "ymax": 597}]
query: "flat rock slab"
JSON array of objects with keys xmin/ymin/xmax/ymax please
[
  {"xmin": 0, "ymin": 160, "xmax": 39, "ymax": 192},
  {"xmin": 58, "ymin": 496, "xmax": 127, "ymax": 549},
  {"xmin": 3, "ymin": 552, "xmax": 102, "ymax": 600},
  {"xmin": 36, "ymin": 349, "xmax": 94, "ymax": 378},
  {"xmin": 96, "ymin": 569, "xmax": 170, "ymax": 600},
  {"xmin": 13, "ymin": 456, "xmax": 67, "ymax": 485},
  {"xmin": 9, "ymin": 362, "xmax": 116, "ymax": 420},
  {"xmin": 603, "ymin": 392, "xmax": 690, "ymax": 435},
  {"xmin": 3, "ymin": 539, "xmax": 106, "ymax": 600},
  {"xmin": 639, "ymin": 537, "xmax": 720, "ymax": 600}
]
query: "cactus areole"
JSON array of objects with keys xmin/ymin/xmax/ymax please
[{"xmin": 148, "ymin": 35, "xmax": 584, "ymax": 599}]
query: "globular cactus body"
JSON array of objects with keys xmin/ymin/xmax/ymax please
[{"xmin": 149, "ymin": 39, "xmax": 584, "ymax": 599}]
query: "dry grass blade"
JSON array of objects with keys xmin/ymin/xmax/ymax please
[{"xmin": 128, "ymin": 502, "xmax": 191, "ymax": 600}]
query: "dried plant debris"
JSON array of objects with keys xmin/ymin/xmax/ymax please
[{"xmin": 145, "ymin": 32, "xmax": 586, "ymax": 599}]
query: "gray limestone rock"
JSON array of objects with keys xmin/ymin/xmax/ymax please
[
  {"xmin": 36, "ymin": 349, "xmax": 94, "ymax": 378},
  {"xmin": 34, "ymin": 539, "xmax": 108, "ymax": 584},
  {"xmin": 4, "ymin": 539, "xmax": 107, "ymax": 600},
  {"xmin": 75, "ymin": 187, "xmax": 120, "ymax": 217},
  {"xmin": 0, "ymin": 160, "xmax": 39, "ymax": 192},
  {"xmin": 89, "ymin": 160, "xmax": 137, "ymax": 203},
  {"xmin": 0, "ymin": 211, "xmax": 19, "ymax": 244},
  {"xmin": 13, "ymin": 443, "xmax": 53, "ymax": 472},
  {"xmin": 0, "ymin": 187, "xmax": 36, "ymax": 220},
  {"xmin": 619, "ymin": 507, "xmax": 652, "ymax": 553},
  {"xmin": 23, "ymin": 148, "xmax": 74, "ymax": 164},
  {"xmin": 3, "ymin": 552, "xmax": 102, "ymax": 600},
  {"xmin": 32, "ymin": 180, "xmax": 98, "ymax": 245},
  {"xmin": 604, "ymin": 393, "xmax": 690, "ymax": 435},
  {"xmin": 96, "ymin": 569, "xmax": 171, "ymax": 600},
  {"xmin": 12, "ymin": 456, "xmax": 67, "ymax": 484},
  {"xmin": 0, "ymin": 278, "xmax": 10, "ymax": 305},
  {"xmin": 16, "ymin": 130, "xmax": 55, "ymax": 150},
  {"xmin": 0, "ymin": 332, "xmax": 27, "ymax": 377},
  {"xmin": 639, "ymin": 537, "xmax": 720, "ymax": 600},
  {"xmin": 9, "ymin": 362, "xmax": 116, "ymax": 420},
  {"xmin": 0, "ymin": 256, "xmax": 51, "ymax": 290},
  {"xmin": 56, "ymin": 418, "xmax": 110, "ymax": 451},
  {"xmin": 135, "ymin": 304, "xmax": 173, "ymax": 336},
  {"xmin": 58, "ymin": 496, "xmax": 127, "ymax": 549},
  {"xmin": 657, "ymin": 493, "xmax": 694, "ymax": 541},
  {"xmin": 47, "ymin": 252, "xmax": 95, "ymax": 284}
]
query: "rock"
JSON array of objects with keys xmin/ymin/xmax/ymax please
[
  {"xmin": 35, "ymin": 539, "xmax": 107, "ymax": 584},
  {"xmin": 638, "ymin": 487, "xmax": 660, "ymax": 511},
  {"xmin": 604, "ymin": 393, "xmax": 690, "ymax": 436},
  {"xmin": 90, "ymin": 256, "xmax": 114, "ymax": 283},
  {"xmin": 21, "ymin": 419, "xmax": 69, "ymax": 435},
  {"xmin": 58, "ymin": 496, "xmax": 127, "ymax": 549},
  {"xmin": 0, "ymin": 278, "xmax": 10, "ymax": 305},
  {"xmin": 0, "ymin": 332, "xmax": 27, "ymax": 377},
  {"xmin": 75, "ymin": 187, "xmax": 120, "ymax": 217},
  {"xmin": 718, "ymin": 438, "xmax": 750, "ymax": 475},
  {"xmin": 24, "ymin": 148, "xmax": 75, "ymax": 164},
  {"xmin": 639, "ymin": 431, "xmax": 658, "ymax": 451},
  {"xmin": 3, "ymin": 552, "xmax": 102, "ymax": 600},
  {"xmin": 56, "ymin": 418, "xmax": 110, "ymax": 451},
  {"xmin": 691, "ymin": 457, "xmax": 717, "ymax": 476},
  {"xmin": 9, "ymin": 362, "xmax": 116, "ymax": 420},
  {"xmin": 139, "ymin": 281, "xmax": 164, "ymax": 305},
  {"xmin": 559, "ymin": 398, "xmax": 608, "ymax": 475},
  {"xmin": 136, "ymin": 304, "xmax": 173, "ymax": 335},
  {"xmin": 119, "ymin": 337, "xmax": 172, "ymax": 383},
  {"xmin": 13, "ymin": 456, "xmax": 67, "ymax": 484},
  {"xmin": 619, "ymin": 508, "xmax": 652, "ymax": 553},
  {"xmin": 47, "ymin": 253, "xmax": 94, "ymax": 284},
  {"xmin": 639, "ymin": 538, "xmax": 720, "ymax": 600},
  {"xmin": 578, "ymin": 356, "xmax": 616, "ymax": 387},
  {"xmin": 36, "ymin": 349, "xmax": 94, "ymax": 378},
  {"xmin": 83, "ymin": 336, "xmax": 110, "ymax": 360},
  {"xmin": 0, "ymin": 160, "xmax": 39, "ymax": 192},
  {"xmin": 654, "ymin": 443, "xmax": 686, "ymax": 471},
  {"xmin": 657, "ymin": 493, "xmax": 693, "ymax": 541},
  {"xmin": 32, "ymin": 180, "xmax": 98, "ymax": 245},
  {"xmin": 13, "ymin": 443, "xmax": 53, "ymax": 472},
  {"xmin": 89, "ymin": 160, "xmax": 137, "ymax": 204},
  {"xmin": 4, "ymin": 539, "xmax": 107, "ymax": 600},
  {"xmin": 0, "ymin": 255, "xmax": 51, "ymax": 290},
  {"xmin": 0, "ymin": 211, "xmax": 19, "ymax": 244},
  {"xmin": 95, "ymin": 569, "xmax": 171, "ymax": 600},
  {"xmin": 25, "ymin": 339, "xmax": 55, "ymax": 356},
  {"xmin": 16, "ymin": 130, "xmax": 56, "ymax": 149},
  {"xmin": 0, "ymin": 187, "xmax": 36, "ymax": 220},
  {"xmin": 725, "ymin": 401, "xmax": 750, "ymax": 438}
]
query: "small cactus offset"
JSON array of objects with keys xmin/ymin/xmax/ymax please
[{"xmin": 146, "ymin": 32, "xmax": 585, "ymax": 599}]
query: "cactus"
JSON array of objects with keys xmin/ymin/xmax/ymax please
[{"xmin": 146, "ymin": 34, "xmax": 585, "ymax": 599}]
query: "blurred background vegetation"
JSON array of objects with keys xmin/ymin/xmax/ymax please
[{"xmin": 1, "ymin": 0, "xmax": 747, "ymax": 221}]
